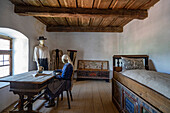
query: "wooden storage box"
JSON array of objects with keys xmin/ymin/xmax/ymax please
[{"xmin": 77, "ymin": 60, "xmax": 110, "ymax": 82}]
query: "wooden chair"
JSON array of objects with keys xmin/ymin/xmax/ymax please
[{"xmin": 60, "ymin": 71, "xmax": 74, "ymax": 109}]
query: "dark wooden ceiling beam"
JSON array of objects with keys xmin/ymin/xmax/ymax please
[
  {"xmin": 46, "ymin": 26, "xmax": 123, "ymax": 32},
  {"xmin": 14, "ymin": 5, "xmax": 148, "ymax": 19}
]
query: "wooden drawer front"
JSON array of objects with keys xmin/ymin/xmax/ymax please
[
  {"xmin": 122, "ymin": 87, "xmax": 160, "ymax": 113},
  {"xmin": 123, "ymin": 90, "xmax": 138, "ymax": 113},
  {"xmin": 77, "ymin": 70, "xmax": 109, "ymax": 79},
  {"xmin": 88, "ymin": 71, "xmax": 99, "ymax": 77},
  {"xmin": 113, "ymin": 80, "xmax": 122, "ymax": 107},
  {"xmin": 100, "ymin": 71, "xmax": 109, "ymax": 77},
  {"xmin": 77, "ymin": 71, "xmax": 100, "ymax": 77},
  {"xmin": 77, "ymin": 71, "xmax": 87, "ymax": 77}
]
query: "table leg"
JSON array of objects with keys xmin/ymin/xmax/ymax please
[
  {"xmin": 66, "ymin": 90, "xmax": 71, "ymax": 109},
  {"xmin": 27, "ymin": 96, "xmax": 33, "ymax": 111},
  {"xmin": 18, "ymin": 94, "xmax": 24, "ymax": 111},
  {"xmin": 61, "ymin": 92, "xmax": 63, "ymax": 101}
]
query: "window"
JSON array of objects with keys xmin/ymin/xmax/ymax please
[{"xmin": 0, "ymin": 37, "xmax": 12, "ymax": 78}]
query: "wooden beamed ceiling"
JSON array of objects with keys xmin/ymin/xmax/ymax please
[{"xmin": 10, "ymin": 0, "xmax": 160, "ymax": 32}]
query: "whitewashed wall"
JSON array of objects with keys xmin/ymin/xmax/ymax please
[
  {"xmin": 0, "ymin": 0, "xmax": 47, "ymax": 71},
  {"xmin": 1, "ymin": 0, "xmax": 170, "ymax": 111},
  {"xmin": 0, "ymin": 0, "xmax": 119, "ymax": 111},
  {"xmin": 0, "ymin": 0, "xmax": 46, "ymax": 111},
  {"xmin": 0, "ymin": 86, "xmax": 18, "ymax": 112},
  {"xmin": 46, "ymin": 32, "xmax": 119, "ymax": 70},
  {"xmin": 119, "ymin": 0, "xmax": 170, "ymax": 74},
  {"xmin": 0, "ymin": 29, "xmax": 29, "ymax": 75},
  {"xmin": 0, "ymin": 0, "xmax": 120, "ymax": 71}
]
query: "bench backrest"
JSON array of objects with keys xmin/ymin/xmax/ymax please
[{"xmin": 77, "ymin": 60, "xmax": 109, "ymax": 71}]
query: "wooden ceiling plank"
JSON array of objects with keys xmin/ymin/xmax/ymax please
[
  {"xmin": 52, "ymin": 17, "xmax": 59, "ymax": 25},
  {"xmin": 47, "ymin": 0, "xmax": 60, "ymax": 7},
  {"xmin": 66, "ymin": 17, "xmax": 78, "ymax": 26},
  {"xmin": 65, "ymin": 17, "xmax": 70, "ymax": 26},
  {"xmin": 127, "ymin": 0, "xmax": 149, "ymax": 9},
  {"xmin": 79, "ymin": 18, "xmax": 90, "ymax": 27},
  {"xmin": 112, "ymin": 0, "xmax": 130, "ymax": 9},
  {"xmin": 58, "ymin": 0, "xmax": 67, "ymax": 7},
  {"xmin": 99, "ymin": 17, "xmax": 115, "ymax": 27},
  {"xmin": 34, "ymin": 17, "xmax": 48, "ymax": 25},
  {"xmin": 98, "ymin": 0, "xmax": 113, "ymax": 9},
  {"xmin": 110, "ymin": 18, "xmax": 125, "ymax": 26},
  {"xmin": 90, "ymin": 17, "xmax": 103, "ymax": 26},
  {"xmin": 119, "ymin": 18, "xmax": 133, "ymax": 27},
  {"xmin": 109, "ymin": 17, "xmax": 118, "ymax": 25},
  {"xmin": 77, "ymin": 0, "xmax": 93, "ymax": 26},
  {"xmin": 14, "ymin": 6, "xmax": 148, "ymax": 20},
  {"xmin": 40, "ymin": 17, "xmax": 58, "ymax": 25},
  {"xmin": 93, "ymin": 0, "xmax": 102, "ymax": 8},
  {"xmin": 39, "ymin": 0, "xmax": 60, "ymax": 7},
  {"xmin": 124, "ymin": 0, "xmax": 136, "ymax": 9},
  {"xmin": 59, "ymin": 0, "xmax": 77, "ymax": 8},
  {"xmin": 77, "ymin": 0, "xmax": 94, "ymax": 8},
  {"xmin": 94, "ymin": 0, "xmax": 113, "ymax": 9},
  {"xmin": 137, "ymin": 0, "xmax": 151, "ymax": 9},
  {"xmin": 89, "ymin": 18, "xmax": 93, "ymax": 26},
  {"xmin": 53, "ymin": 17, "xmax": 68, "ymax": 26},
  {"xmin": 109, "ymin": 0, "xmax": 118, "ymax": 9},
  {"xmin": 38, "ymin": 0, "xmax": 49, "ymax": 6},
  {"xmin": 47, "ymin": 26, "xmax": 123, "ymax": 32},
  {"xmin": 22, "ymin": 0, "xmax": 42, "ymax": 6},
  {"xmin": 10, "ymin": 0, "xmax": 26, "ymax": 5},
  {"xmin": 58, "ymin": 0, "xmax": 78, "ymax": 27},
  {"xmin": 139, "ymin": 0, "xmax": 160, "ymax": 9},
  {"xmin": 116, "ymin": 18, "xmax": 128, "ymax": 26}
]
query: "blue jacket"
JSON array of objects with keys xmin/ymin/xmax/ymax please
[{"xmin": 54, "ymin": 63, "xmax": 73, "ymax": 79}]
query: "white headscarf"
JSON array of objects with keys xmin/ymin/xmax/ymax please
[{"xmin": 62, "ymin": 54, "xmax": 73, "ymax": 66}]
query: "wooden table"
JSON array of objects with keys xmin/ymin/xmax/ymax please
[{"xmin": 0, "ymin": 71, "xmax": 57, "ymax": 113}]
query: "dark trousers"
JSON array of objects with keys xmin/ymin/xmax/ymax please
[{"xmin": 38, "ymin": 58, "xmax": 48, "ymax": 70}]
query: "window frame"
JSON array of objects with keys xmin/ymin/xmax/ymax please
[{"xmin": 0, "ymin": 36, "xmax": 13, "ymax": 77}]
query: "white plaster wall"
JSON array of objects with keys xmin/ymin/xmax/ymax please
[
  {"xmin": 0, "ymin": 0, "xmax": 46, "ymax": 111},
  {"xmin": 0, "ymin": 0, "xmax": 47, "ymax": 71},
  {"xmin": 119, "ymin": 0, "xmax": 170, "ymax": 74},
  {"xmin": 46, "ymin": 32, "xmax": 119, "ymax": 71},
  {"xmin": 0, "ymin": 0, "xmax": 120, "ymax": 72},
  {"xmin": 0, "ymin": 0, "xmax": 119, "ymax": 111},
  {"xmin": 0, "ymin": 86, "xmax": 18, "ymax": 112},
  {"xmin": 0, "ymin": 29, "xmax": 29, "ymax": 75}
]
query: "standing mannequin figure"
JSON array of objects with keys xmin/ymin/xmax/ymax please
[{"xmin": 33, "ymin": 36, "xmax": 50, "ymax": 70}]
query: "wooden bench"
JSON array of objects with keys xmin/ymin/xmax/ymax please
[{"xmin": 77, "ymin": 60, "xmax": 110, "ymax": 82}]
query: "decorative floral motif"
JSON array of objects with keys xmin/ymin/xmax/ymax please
[
  {"xmin": 78, "ymin": 60, "xmax": 108, "ymax": 70},
  {"xmin": 121, "ymin": 57, "xmax": 145, "ymax": 71}
]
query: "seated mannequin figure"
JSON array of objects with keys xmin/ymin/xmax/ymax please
[
  {"xmin": 54, "ymin": 54, "xmax": 73, "ymax": 79},
  {"xmin": 45, "ymin": 54, "xmax": 73, "ymax": 108}
]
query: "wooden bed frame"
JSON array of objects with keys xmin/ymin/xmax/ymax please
[{"xmin": 112, "ymin": 55, "xmax": 170, "ymax": 113}]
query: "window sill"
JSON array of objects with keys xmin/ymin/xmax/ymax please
[{"xmin": 0, "ymin": 82, "xmax": 10, "ymax": 89}]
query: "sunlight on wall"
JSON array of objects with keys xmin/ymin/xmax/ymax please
[
  {"xmin": 0, "ymin": 28, "xmax": 29, "ymax": 75},
  {"xmin": 118, "ymin": 0, "xmax": 170, "ymax": 74}
]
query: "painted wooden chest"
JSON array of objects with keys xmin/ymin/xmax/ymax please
[{"xmin": 77, "ymin": 60, "xmax": 109, "ymax": 82}]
